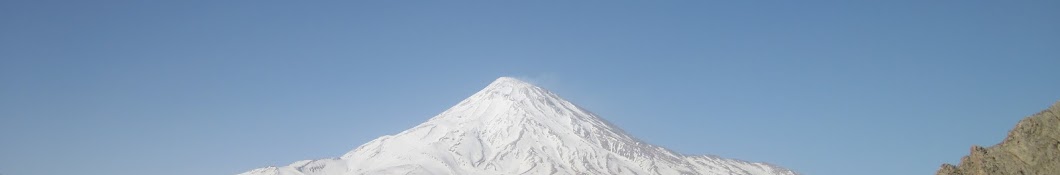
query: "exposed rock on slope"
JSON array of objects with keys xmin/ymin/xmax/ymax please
[{"xmin": 936, "ymin": 101, "xmax": 1060, "ymax": 175}]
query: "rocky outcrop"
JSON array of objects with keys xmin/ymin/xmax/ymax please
[{"xmin": 936, "ymin": 101, "xmax": 1060, "ymax": 175}]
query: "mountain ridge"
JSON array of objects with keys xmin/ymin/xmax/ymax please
[
  {"xmin": 240, "ymin": 77, "xmax": 797, "ymax": 175},
  {"xmin": 936, "ymin": 101, "xmax": 1060, "ymax": 175}
]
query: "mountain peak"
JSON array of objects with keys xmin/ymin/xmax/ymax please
[
  {"xmin": 431, "ymin": 76, "xmax": 567, "ymax": 123},
  {"xmin": 240, "ymin": 77, "xmax": 798, "ymax": 175},
  {"xmin": 478, "ymin": 77, "xmax": 541, "ymax": 97},
  {"xmin": 490, "ymin": 76, "xmax": 529, "ymax": 86}
]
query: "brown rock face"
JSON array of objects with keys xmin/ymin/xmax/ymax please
[{"xmin": 936, "ymin": 101, "xmax": 1060, "ymax": 175}]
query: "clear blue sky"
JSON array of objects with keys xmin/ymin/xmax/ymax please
[{"xmin": 2, "ymin": 1, "xmax": 1058, "ymax": 175}]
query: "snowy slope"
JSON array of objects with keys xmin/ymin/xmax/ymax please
[{"xmin": 239, "ymin": 77, "xmax": 797, "ymax": 175}]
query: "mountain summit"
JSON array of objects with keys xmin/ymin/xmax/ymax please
[{"xmin": 239, "ymin": 77, "xmax": 797, "ymax": 175}]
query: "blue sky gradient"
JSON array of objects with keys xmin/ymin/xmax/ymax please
[{"xmin": 2, "ymin": 1, "xmax": 1059, "ymax": 175}]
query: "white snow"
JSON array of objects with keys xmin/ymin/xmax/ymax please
[{"xmin": 238, "ymin": 77, "xmax": 798, "ymax": 175}]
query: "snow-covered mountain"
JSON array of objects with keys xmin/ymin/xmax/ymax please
[{"xmin": 239, "ymin": 77, "xmax": 797, "ymax": 175}]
